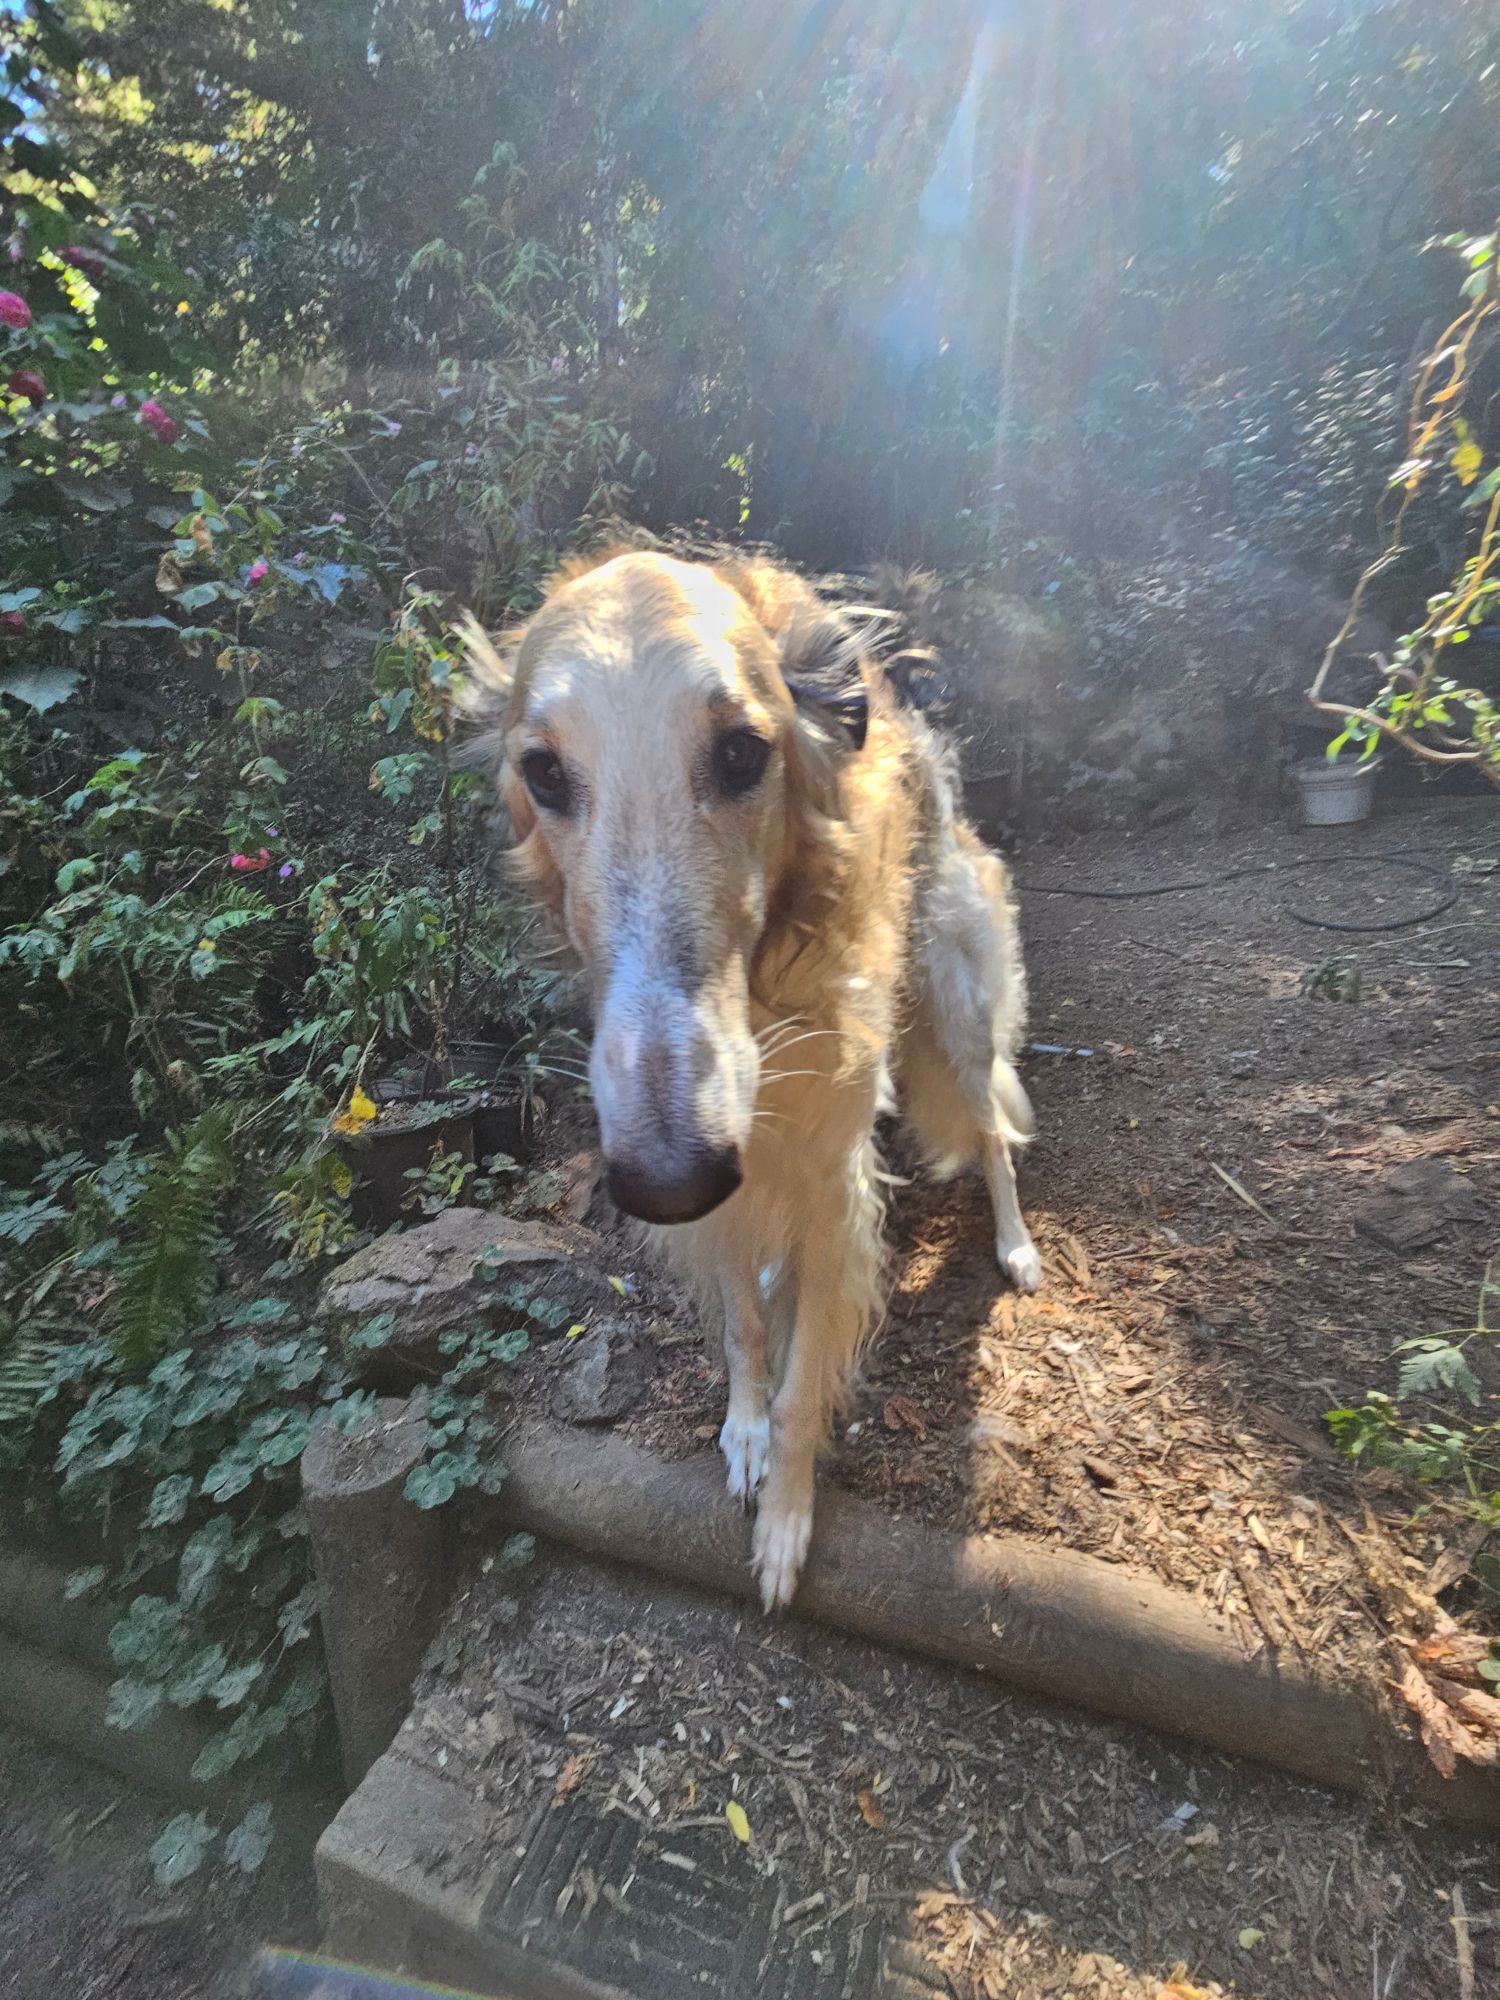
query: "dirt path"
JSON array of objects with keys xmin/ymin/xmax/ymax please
[
  {"xmin": 403, "ymin": 1543, "xmax": 1497, "ymax": 1999},
  {"xmin": 610, "ymin": 795, "xmax": 1498, "ymax": 1699}
]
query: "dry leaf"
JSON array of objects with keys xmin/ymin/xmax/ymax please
[
  {"xmin": 551, "ymin": 1750, "xmax": 593, "ymax": 1806},
  {"xmin": 856, "ymin": 1786, "xmax": 887, "ymax": 1829},
  {"xmin": 1398, "ymin": 1661, "xmax": 1497, "ymax": 1777},
  {"xmin": 1413, "ymin": 1631, "xmax": 1493, "ymax": 1681},
  {"xmin": 883, "ymin": 1395, "xmax": 928, "ymax": 1439},
  {"xmin": 725, "ymin": 1800, "xmax": 751, "ymax": 1844}
]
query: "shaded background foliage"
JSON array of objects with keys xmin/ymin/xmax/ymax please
[{"xmin": 35, "ymin": 0, "xmax": 1500, "ymax": 759}]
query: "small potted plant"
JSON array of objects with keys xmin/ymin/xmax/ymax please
[{"xmin": 338, "ymin": 1087, "xmax": 480, "ymax": 1228}]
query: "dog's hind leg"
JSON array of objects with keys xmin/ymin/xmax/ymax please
[
  {"xmin": 902, "ymin": 837, "xmax": 1042, "ymax": 1293},
  {"xmin": 718, "ymin": 1263, "xmax": 770, "ymax": 1504},
  {"xmin": 981, "ymin": 1092, "xmax": 1042, "ymax": 1295}
]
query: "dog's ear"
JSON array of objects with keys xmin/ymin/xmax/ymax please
[
  {"xmin": 456, "ymin": 609, "xmax": 517, "ymax": 765},
  {"xmin": 722, "ymin": 558, "xmax": 881, "ymax": 752}
]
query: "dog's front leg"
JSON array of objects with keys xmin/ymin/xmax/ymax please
[
  {"xmin": 752, "ymin": 1138, "xmax": 882, "ymax": 1611},
  {"xmin": 718, "ymin": 1263, "xmax": 770, "ymax": 1504}
]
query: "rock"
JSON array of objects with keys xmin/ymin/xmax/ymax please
[
  {"xmin": 1227, "ymin": 1049, "xmax": 1259, "ymax": 1079},
  {"xmin": 550, "ymin": 1320, "xmax": 654, "ymax": 1424},
  {"xmin": 319, "ymin": 1208, "xmax": 625, "ymax": 1378},
  {"xmin": 1353, "ymin": 1158, "xmax": 1482, "ymax": 1254}
]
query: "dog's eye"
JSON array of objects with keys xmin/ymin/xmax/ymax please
[
  {"xmin": 712, "ymin": 728, "xmax": 770, "ymax": 799},
  {"xmin": 520, "ymin": 747, "xmax": 571, "ymax": 813}
]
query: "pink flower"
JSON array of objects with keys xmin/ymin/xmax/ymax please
[
  {"xmin": 550, "ymin": 356, "xmax": 565, "ymax": 374},
  {"xmin": 230, "ymin": 849, "xmax": 270, "ymax": 873},
  {"xmin": 278, "ymin": 861, "xmax": 296, "ymax": 880},
  {"xmin": 110, "ymin": 392, "xmax": 126, "ymax": 408},
  {"xmin": 246, "ymin": 560, "xmax": 269, "ymax": 585},
  {"xmin": 0, "ymin": 292, "xmax": 31, "ymax": 330},
  {"xmin": 293, "ymin": 549, "xmax": 308, "ymax": 564},
  {"xmin": 328, "ymin": 512, "xmax": 346, "ymax": 525},
  {"xmin": 1, "ymin": 610, "xmax": 27, "ymax": 636},
  {"xmin": 59, "ymin": 245, "xmax": 106, "ymax": 279},
  {"xmin": 138, "ymin": 398, "xmax": 178, "ymax": 444},
  {"xmin": 8, "ymin": 367, "xmax": 46, "ymax": 406}
]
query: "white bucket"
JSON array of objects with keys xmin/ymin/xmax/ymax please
[{"xmin": 1295, "ymin": 757, "xmax": 1379, "ymax": 827}]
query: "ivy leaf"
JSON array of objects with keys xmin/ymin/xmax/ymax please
[
  {"xmin": 107, "ymin": 1676, "xmax": 165, "ymax": 1732},
  {"xmin": 405, "ymin": 1458, "xmax": 459, "ymax": 1509},
  {"xmin": 150, "ymin": 1811, "xmax": 218, "ymax": 1890},
  {"xmin": 146, "ymin": 1473, "xmax": 195, "ymax": 1527},
  {"xmin": 64, "ymin": 1564, "xmax": 107, "ymax": 1600},
  {"xmin": 209, "ymin": 1661, "xmax": 264, "ymax": 1709},
  {"xmin": 221, "ymin": 1296, "xmax": 290, "ymax": 1328},
  {"xmin": 178, "ymin": 1513, "xmax": 234, "ymax": 1607},
  {"xmin": 348, "ymin": 1309, "xmax": 396, "ymax": 1350},
  {"xmin": 225, "ymin": 1801, "xmax": 275, "ymax": 1874},
  {"xmin": 108, "ymin": 1593, "xmax": 182, "ymax": 1667},
  {"xmin": 500, "ymin": 1533, "xmax": 535, "ymax": 1569},
  {"xmin": 190, "ymin": 1705, "xmax": 269, "ymax": 1783},
  {"xmin": 277, "ymin": 1583, "xmax": 320, "ymax": 1646},
  {"xmin": 167, "ymin": 1642, "xmax": 229, "ymax": 1708},
  {"xmin": 200, "ymin": 1446, "xmax": 255, "ymax": 1502}
]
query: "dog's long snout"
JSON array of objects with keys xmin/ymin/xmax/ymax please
[{"xmin": 605, "ymin": 1144, "xmax": 743, "ymax": 1225}]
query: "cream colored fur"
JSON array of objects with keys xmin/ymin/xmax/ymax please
[{"xmin": 463, "ymin": 549, "xmax": 1039, "ymax": 1608}]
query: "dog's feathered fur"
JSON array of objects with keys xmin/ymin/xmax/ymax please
[{"xmin": 464, "ymin": 547, "xmax": 1038, "ymax": 1607}]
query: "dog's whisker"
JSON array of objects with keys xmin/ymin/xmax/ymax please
[
  {"xmin": 754, "ymin": 1020, "xmax": 838, "ymax": 1059},
  {"xmin": 758, "ymin": 1028, "xmax": 838, "ymax": 1060}
]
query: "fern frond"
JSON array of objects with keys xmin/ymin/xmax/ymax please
[
  {"xmin": 112, "ymin": 1108, "xmax": 239, "ymax": 1373},
  {"xmin": 0, "ymin": 1331, "xmax": 58, "ymax": 1430}
]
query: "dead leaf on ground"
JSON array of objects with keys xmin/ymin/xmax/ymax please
[
  {"xmin": 883, "ymin": 1394, "xmax": 929, "ymax": 1439},
  {"xmin": 552, "ymin": 1748, "xmax": 594, "ymax": 1805},
  {"xmin": 1397, "ymin": 1661, "xmax": 1499, "ymax": 1778},
  {"xmin": 856, "ymin": 1785, "xmax": 887, "ymax": 1829}
]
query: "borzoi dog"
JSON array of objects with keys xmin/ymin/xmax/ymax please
[{"xmin": 465, "ymin": 549, "xmax": 1039, "ymax": 1609}]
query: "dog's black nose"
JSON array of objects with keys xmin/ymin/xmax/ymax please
[{"xmin": 605, "ymin": 1146, "xmax": 743, "ymax": 1225}]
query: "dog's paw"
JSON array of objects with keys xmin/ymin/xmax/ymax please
[
  {"xmin": 999, "ymin": 1237, "xmax": 1043, "ymax": 1294},
  {"xmin": 752, "ymin": 1496, "xmax": 813, "ymax": 1613},
  {"xmin": 719, "ymin": 1411, "xmax": 769, "ymax": 1504}
]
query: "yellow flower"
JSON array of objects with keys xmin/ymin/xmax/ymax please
[
  {"xmin": 331, "ymin": 1087, "xmax": 377, "ymax": 1136},
  {"xmin": 1452, "ymin": 419, "xmax": 1482, "ymax": 486},
  {"xmin": 725, "ymin": 1801, "xmax": 751, "ymax": 1844}
]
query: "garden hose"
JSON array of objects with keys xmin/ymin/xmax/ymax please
[{"xmin": 1016, "ymin": 852, "xmax": 1461, "ymax": 933}]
